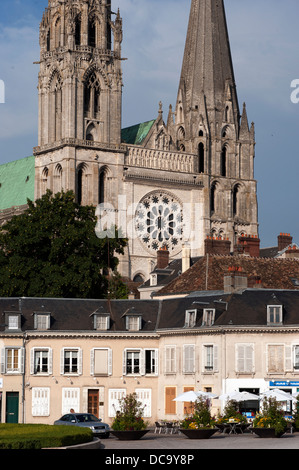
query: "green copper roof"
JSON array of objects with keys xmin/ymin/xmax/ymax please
[
  {"xmin": 0, "ymin": 155, "xmax": 35, "ymax": 211},
  {"xmin": 121, "ymin": 120, "xmax": 155, "ymax": 145}
]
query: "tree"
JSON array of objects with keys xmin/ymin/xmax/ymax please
[{"xmin": 0, "ymin": 190, "xmax": 127, "ymax": 298}]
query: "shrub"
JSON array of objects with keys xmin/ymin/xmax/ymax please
[
  {"xmin": 111, "ymin": 393, "xmax": 148, "ymax": 431},
  {"xmin": 180, "ymin": 397, "xmax": 215, "ymax": 430},
  {"xmin": 0, "ymin": 424, "xmax": 93, "ymax": 449},
  {"xmin": 253, "ymin": 398, "xmax": 287, "ymax": 436}
]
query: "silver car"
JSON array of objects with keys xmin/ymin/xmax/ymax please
[{"xmin": 54, "ymin": 413, "xmax": 110, "ymax": 438}]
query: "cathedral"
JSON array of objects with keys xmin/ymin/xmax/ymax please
[{"xmin": 0, "ymin": 0, "xmax": 259, "ymax": 283}]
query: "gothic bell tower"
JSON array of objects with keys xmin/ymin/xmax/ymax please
[{"xmin": 34, "ymin": 0, "xmax": 124, "ymax": 206}]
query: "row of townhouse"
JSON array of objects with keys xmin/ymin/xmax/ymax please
[{"xmin": 1, "ymin": 290, "xmax": 299, "ymax": 424}]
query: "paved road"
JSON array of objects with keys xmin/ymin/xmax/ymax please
[{"xmin": 101, "ymin": 429, "xmax": 299, "ymax": 450}]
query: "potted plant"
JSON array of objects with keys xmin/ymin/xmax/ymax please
[
  {"xmin": 292, "ymin": 395, "xmax": 299, "ymax": 432},
  {"xmin": 252, "ymin": 397, "xmax": 288, "ymax": 438},
  {"xmin": 179, "ymin": 397, "xmax": 218, "ymax": 439},
  {"xmin": 111, "ymin": 393, "xmax": 149, "ymax": 440}
]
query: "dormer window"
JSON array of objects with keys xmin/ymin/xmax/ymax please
[
  {"xmin": 5, "ymin": 312, "xmax": 21, "ymax": 331},
  {"xmin": 126, "ymin": 315, "xmax": 142, "ymax": 331},
  {"xmin": 150, "ymin": 273, "xmax": 157, "ymax": 286},
  {"xmin": 202, "ymin": 309, "xmax": 215, "ymax": 327},
  {"xmin": 94, "ymin": 314, "xmax": 110, "ymax": 331},
  {"xmin": 34, "ymin": 313, "xmax": 51, "ymax": 330},
  {"xmin": 184, "ymin": 309, "xmax": 197, "ymax": 328},
  {"xmin": 267, "ymin": 305, "xmax": 283, "ymax": 325}
]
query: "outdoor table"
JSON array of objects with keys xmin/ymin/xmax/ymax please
[{"xmin": 223, "ymin": 422, "xmax": 249, "ymax": 434}]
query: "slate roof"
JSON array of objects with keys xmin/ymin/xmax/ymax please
[
  {"xmin": 155, "ymin": 255, "xmax": 299, "ymax": 296},
  {"xmin": 2, "ymin": 290, "xmax": 299, "ymax": 333}
]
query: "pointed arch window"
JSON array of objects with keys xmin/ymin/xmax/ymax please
[
  {"xmin": 54, "ymin": 17, "xmax": 61, "ymax": 49},
  {"xmin": 198, "ymin": 142, "xmax": 204, "ymax": 173},
  {"xmin": 51, "ymin": 73, "xmax": 63, "ymax": 142},
  {"xmin": 84, "ymin": 72, "xmax": 101, "ymax": 119},
  {"xmin": 99, "ymin": 167, "xmax": 109, "ymax": 204},
  {"xmin": 233, "ymin": 184, "xmax": 240, "ymax": 217},
  {"xmin": 88, "ymin": 16, "xmax": 96, "ymax": 48},
  {"xmin": 75, "ymin": 15, "xmax": 81, "ymax": 46},
  {"xmin": 46, "ymin": 30, "xmax": 50, "ymax": 51},
  {"xmin": 77, "ymin": 163, "xmax": 88, "ymax": 205},
  {"xmin": 53, "ymin": 164, "xmax": 63, "ymax": 194},
  {"xmin": 221, "ymin": 147, "xmax": 227, "ymax": 177},
  {"xmin": 210, "ymin": 182, "xmax": 217, "ymax": 215}
]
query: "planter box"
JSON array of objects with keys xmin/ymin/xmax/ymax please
[
  {"xmin": 111, "ymin": 430, "xmax": 150, "ymax": 440},
  {"xmin": 179, "ymin": 428, "xmax": 218, "ymax": 439},
  {"xmin": 252, "ymin": 428, "xmax": 285, "ymax": 438}
]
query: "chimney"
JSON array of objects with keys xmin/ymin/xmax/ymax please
[
  {"xmin": 156, "ymin": 246, "xmax": 169, "ymax": 269},
  {"xmin": 278, "ymin": 233, "xmax": 293, "ymax": 252},
  {"xmin": 248, "ymin": 275, "xmax": 263, "ymax": 289},
  {"xmin": 234, "ymin": 234, "xmax": 260, "ymax": 257},
  {"xmin": 204, "ymin": 236, "xmax": 231, "ymax": 256},
  {"xmin": 182, "ymin": 243, "xmax": 191, "ymax": 273},
  {"xmin": 285, "ymin": 245, "xmax": 299, "ymax": 259},
  {"xmin": 224, "ymin": 266, "xmax": 248, "ymax": 293}
]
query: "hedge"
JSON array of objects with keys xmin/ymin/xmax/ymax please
[{"xmin": 0, "ymin": 424, "xmax": 93, "ymax": 449}]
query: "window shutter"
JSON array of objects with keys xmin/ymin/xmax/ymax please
[
  {"xmin": 60, "ymin": 349, "xmax": 65, "ymax": 375},
  {"xmin": 48, "ymin": 348, "xmax": 53, "ymax": 375},
  {"xmin": 20, "ymin": 347, "xmax": 25, "ymax": 374},
  {"xmin": 30, "ymin": 349, "xmax": 35, "ymax": 375},
  {"xmin": 108, "ymin": 348, "xmax": 113, "ymax": 376},
  {"xmin": 285, "ymin": 345, "xmax": 292, "ymax": 372},
  {"xmin": 154, "ymin": 349, "xmax": 159, "ymax": 376},
  {"xmin": 165, "ymin": 387, "xmax": 176, "ymax": 414},
  {"xmin": 0, "ymin": 348, "xmax": 5, "ymax": 374},
  {"xmin": 213, "ymin": 345, "xmax": 218, "ymax": 372},
  {"xmin": 123, "ymin": 349, "xmax": 127, "ymax": 376},
  {"xmin": 78, "ymin": 349, "xmax": 83, "ymax": 375},
  {"xmin": 140, "ymin": 349, "xmax": 145, "ymax": 375},
  {"xmin": 90, "ymin": 349, "xmax": 95, "ymax": 375}
]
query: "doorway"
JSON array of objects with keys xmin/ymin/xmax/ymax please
[{"xmin": 6, "ymin": 392, "xmax": 19, "ymax": 423}]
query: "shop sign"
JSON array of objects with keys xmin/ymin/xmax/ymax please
[{"xmin": 270, "ymin": 381, "xmax": 299, "ymax": 387}]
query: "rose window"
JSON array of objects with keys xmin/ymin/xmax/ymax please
[{"xmin": 135, "ymin": 192, "xmax": 183, "ymax": 254}]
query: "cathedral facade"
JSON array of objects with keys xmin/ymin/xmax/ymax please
[{"xmin": 32, "ymin": 0, "xmax": 258, "ymax": 282}]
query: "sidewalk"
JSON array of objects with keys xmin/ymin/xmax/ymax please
[{"xmin": 101, "ymin": 429, "xmax": 299, "ymax": 450}]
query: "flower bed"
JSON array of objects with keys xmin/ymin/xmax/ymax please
[{"xmin": 252, "ymin": 398, "xmax": 287, "ymax": 437}]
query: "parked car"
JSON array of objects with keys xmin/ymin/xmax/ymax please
[{"xmin": 54, "ymin": 413, "xmax": 110, "ymax": 438}]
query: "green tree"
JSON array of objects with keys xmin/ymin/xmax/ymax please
[{"xmin": 0, "ymin": 190, "xmax": 127, "ymax": 299}]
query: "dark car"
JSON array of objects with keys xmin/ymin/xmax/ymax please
[{"xmin": 54, "ymin": 413, "xmax": 110, "ymax": 438}]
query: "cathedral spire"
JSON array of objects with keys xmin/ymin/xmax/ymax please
[{"xmin": 175, "ymin": 0, "xmax": 240, "ymax": 150}]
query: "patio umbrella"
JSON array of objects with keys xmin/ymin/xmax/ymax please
[
  {"xmin": 260, "ymin": 389, "xmax": 295, "ymax": 402},
  {"xmin": 173, "ymin": 390, "xmax": 217, "ymax": 402},
  {"xmin": 219, "ymin": 391, "xmax": 259, "ymax": 402}
]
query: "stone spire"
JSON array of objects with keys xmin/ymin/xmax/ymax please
[{"xmin": 174, "ymin": 0, "xmax": 240, "ymax": 152}]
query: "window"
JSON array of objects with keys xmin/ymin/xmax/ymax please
[
  {"xmin": 202, "ymin": 309, "xmax": 215, "ymax": 327},
  {"xmin": 165, "ymin": 387, "xmax": 176, "ymax": 415},
  {"xmin": 32, "ymin": 387, "xmax": 50, "ymax": 417},
  {"xmin": 62, "ymin": 388, "xmax": 80, "ymax": 415},
  {"xmin": 267, "ymin": 305, "xmax": 283, "ymax": 325},
  {"xmin": 34, "ymin": 313, "xmax": 50, "ymax": 330},
  {"xmin": 294, "ymin": 346, "xmax": 299, "ymax": 370},
  {"xmin": 164, "ymin": 346, "xmax": 176, "ymax": 374},
  {"xmin": 125, "ymin": 315, "xmax": 142, "ymax": 331},
  {"xmin": 183, "ymin": 345, "xmax": 195, "ymax": 374},
  {"xmin": 267, "ymin": 345, "xmax": 284, "ymax": 373},
  {"xmin": 5, "ymin": 313, "xmax": 21, "ymax": 331},
  {"xmin": 235, "ymin": 344, "xmax": 254, "ymax": 374},
  {"xmin": 184, "ymin": 310, "xmax": 197, "ymax": 328},
  {"xmin": 125, "ymin": 350, "xmax": 140, "ymax": 375},
  {"xmin": 94, "ymin": 314, "xmax": 110, "ymax": 331},
  {"xmin": 202, "ymin": 344, "xmax": 218, "ymax": 373},
  {"xmin": 108, "ymin": 389, "xmax": 126, "ymax": 417},
  {"xmin": 145, "ymin": 349, "xmax": 158, "ymax": 375},
  {"xmin": 1, "ymin": 348, "xmax": 24, "ymax": 374},
  {"xmin": 91, "ymin": 348, "xmax": 112, "ymax": 376},
  {"xmin": 198, "ymin": 142, "xmax": 204, "ymax": 173},
  {"xmin": 221, "ymin": 147, "xmax": 227, "ymax": 177},
  {"xmin": 31, "ymin": 348, "xmax": 52, "ymax": 375},
  {"xmin": 61, "ymin": 348, "xmax": 82, "ymax": 375}
]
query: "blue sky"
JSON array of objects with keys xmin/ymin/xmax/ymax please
[{"xmin": 0, "ymin": 0, "xmax": 298, "ymax": 249}]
